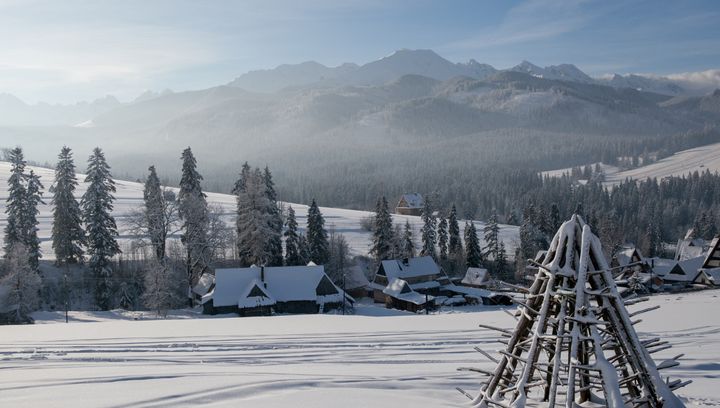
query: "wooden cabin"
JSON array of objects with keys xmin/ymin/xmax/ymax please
[
  {"xmin": 191, "ymin": 272, "xmax": 215, "ymax": 305},
  {"xmin": 395, "ymin": 193, "xmax": 424, "ymax": 216},
  {"xmin": 203, "ymin": 265, "xmax": 351, "ymax": 316},
  {"xmin": 371, "ymin": 256, "xmax": 446, "ymax": 302},
  {"xmin": 613, "ymin": 245, "xmax": 648, "ymax": 276}
]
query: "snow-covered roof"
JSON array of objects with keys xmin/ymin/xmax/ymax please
[
  {"xmin": 344, "ymin": 264, "xmax": 370, "ymax": 290},
  {"xmin": 461, "ymin": 267, "xmax": 489, "ymax": 287},
  {"xmin": 377, "ymin": 256, "xmax": 440, "ymax": 281},
  {"xmin": 383, "ymin": 278, "xmax": 432, "ymax": 305},
  {"xmin": 675, "ymin": 238, "xmax": 708, "ymax": 261},
  {"xmin": 443, "ymin": 283, "xmax": 493, "ymax": 299},
  {"xmin": 615, "ymin": 246, "xmax": 644, "ymax": 267},
  {"xmin": 192, "ymin": 273, "xmax": 215, "ymax": 297},
  {"xmin": 212, "ymin": 265, "xmax": 344, "ymax": 308},
  {"xmin": 702, "ymin": 237, "xmax": 720, "ymax": 269},
  {"xmin": 397, "ymin": 193, "xmax": 424, "ymax": 209},
  {"xmin": 647, "ymin": 257, "xmax": 677, "ymax": 277}
]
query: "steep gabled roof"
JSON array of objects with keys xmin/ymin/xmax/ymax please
[
  {"xmin": 615, "ymin": 245, "xmax": 645, "ymax": 267},
  {"xmin": 192, "ymin": 273, "xmax": 215, "ymax": 297},
  {"xmin": 675, "ymin": 238, "xmax": 708, "ymax": 261},
  {"xmin": 212, "ymin": 265, "xmax": 345, "ymax": 307},
  {"xmin": 237, "ymin": 279, "xmax": 276, "ymax": 308},
  {"xmin": 376, "ymin": 256, "xmax": 440, "ymax": 281}
]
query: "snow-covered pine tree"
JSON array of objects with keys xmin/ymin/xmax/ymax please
[
  {"xmin": 298, "ymin": 233, "xmax": 311, "ymax": 265},
  {"xmin": 402, "ymin": 220, "xmax": 416, "ymax": 259},
  {"xmin": 142, "ymin": 258, "xmax": 176, "ymax": 318},
  {"xmin": 370, "ymin": 196, "xmax": 393, "ymax": 262},
  {"xmin": 82, "ymin": 148, "xmax": 121, "ymax": 311},
  {"xmin": 438, "ymin": 215, "xmax": 448, "ymax": 260},
  {"xmin": 448, "ymin": 204, "xmax": 461, "ymax": 257},
  {"xmin": 143, "ymin": 166, "xmax": 168, "ymax": 261},
  {"xmin": 3, "ymin": 147, "xmax": 27, "ymax": 256},
  {"xmin": 420, "ymin": 197, "xmax": 437, "ymax": 259},
  {"xmin": 178, "ymin": 147, "xmax": 210, "ymax": 298},
  {"xmin": 483, "ymin": 213, "xmax": 500, "ymax": 269},
  {"xmin": 284, "ymin": 206, "xmax": 303, "ymax": 266},
  {"xmin": 391, "ymin": 223, "xmax": 404, "ymax": 259},
  {"xmin": 496, "ymin": 241, "xmax": 508, "ymax": 280},
  {"xmin": 464, "ymin": 221, "xmax": 482, "ymax": 268},
  {"xmin": 0, "ymin": 244, "xmax": 41, "ymax": 323},
  {"xmin": 235, "ymin": 168, "xmax": 275, "ymax": 266},
  {"xmin": 22, "ymin": 170, "xmax": 44, "ymax": 270},
  {"xmin": 263, "ymin": 166, "xmax": 284, "ymax": 266},
  {"xmin": 307, "ymin": 199, "xmax": 330, "ymax": 265},
  {"xmin": 51, "ymin": 146, "xmax": 85, "ymax": 265}
]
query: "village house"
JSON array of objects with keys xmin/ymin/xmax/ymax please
[
  {"xmin": 612, "ymin": 245, "xmax": 649, "ymax": 275},
  {"xmin": 202, "ymin": 265, "xmax": 351, "ymax": 316},
  {"xmin": 395, "ymin": 193, "xmax": 424, "ymax": 216}
]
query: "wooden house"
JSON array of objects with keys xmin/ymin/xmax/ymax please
[
  {"xmin": 203, "ymin": 265, "xmax": 351, "ymax": 316},
  {"xmin": 701, "ymin": 237, "xmax": 720, "ymax": 269},
  {"xmin": 675, "ymin": 237, "xmax": 708, "ymax": 261},
  {"xmin": 191, "ymin": 272, "xmax": 215, "ymax": 305},
  {"xmin": 395, "ymin": 193, "xmax": 424, "ymax": 216},
  {"xmin": 613, "ymin": 245, "xmax": 648, "ymax": 275}
]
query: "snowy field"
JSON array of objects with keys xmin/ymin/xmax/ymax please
[
  {"xmin": 541, "ymin": 142, "xmax": 720, "ymax": 186},
  {"xmin": 0, "ymin": 291, "xmax": 717, "ymax": 407},
  {"xmin": 0, "ymin": 161, "xmax": 519, "ymax": 260}
]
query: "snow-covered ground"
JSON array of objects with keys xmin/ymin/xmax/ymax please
[
  {"xmin": 0, "ymin": 161, "xmax": 519, "ymax": 260},
  {"xmin": 541, "ymin": 142, "xmax": 720, "ymax": 187},
  {"xmin": 0, "ymin": 291, "xmax": 716, "ymax": 407}
]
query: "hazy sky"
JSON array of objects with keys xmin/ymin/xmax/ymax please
[{"xmin": 1, "ymin": 0, "xmax": 719, "ymax": 103}]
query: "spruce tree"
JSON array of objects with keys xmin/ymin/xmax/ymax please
[
  {"xmin": 448, "ymin": 204, "xmax": 461, "ymax": 257},
  {"xmin": 178, "ymin": 147, "xmax": 209, "ymax": 295},
  {"xmin": 483, "ymin": 213, "xmax": 500, "ymax": 267},
  {"xmin": 51, "ymin": 146, "xmax": 85, "ymax": 265},
  {"xmin": 402, "ymin": 220, "xmax": 415, "ymax": 259},
  {"xmin": 370, "ymin": 196, "xmax": 393, "ymax": 262},
  {"xmin": 81, "ymin": 147, "xmax": 121, "ymax": 311},
  {"xmin": 420, "ymin": 197, "xmax": 437, "ymax": 259},
  {"xmin": 438, "ymin": 215, "xmax": 448, "ymax": 260},
  {"xmin": 284, "ymin": 206, "xmax": 303, "ymax": 266},
  {"xmin": 143, "ymin": 165, "xmax": 167, "ymax": 261},
  {"xmin": 464, "ymin": 222, "xmax": 482, "ymax": 268},
  {"xmin": 4, "ymin": 147, "xmax": 27, "ymax": 256},
  {"xmin": 307, "ymin": 199, "xmax": 330, "ymax": 264},
  {"xmin": 263, "ymin": 166, "xmax": 284, "ymax": 266},
  {"xmin": 23, "ymin": 170, "xmax": 43, "ymax": 270},
  {"xmin": 235, "ymin": 168, "xmax": 274, "ymax": 266}
]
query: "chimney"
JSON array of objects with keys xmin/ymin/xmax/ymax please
[
  {"xmin": 403, "ymin": 258, "xmax": 409, "ymax": 265},
  {"xmin": 261, "ymin": 266, "xmax": 267, "ymax": 288}
]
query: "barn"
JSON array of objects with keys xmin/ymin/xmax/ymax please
[
  {"xmin": 395, "ymin": 193, "xmax": 424, "ymax": 216},
  {"xmin": 203, "ymin": 265, "xmax": 351, "ymax": 316}
]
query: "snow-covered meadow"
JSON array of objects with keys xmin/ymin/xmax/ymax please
[
  {"xmin": 0, "ymin": 161, "xmax": 519, "ymax": 260},
  {"xmin": 0, "ymin": 291, "xmax": 717, "ymax": 407}
]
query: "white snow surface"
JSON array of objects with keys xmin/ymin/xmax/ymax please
[
  {"xmin": 0, "ymin": 290, "xmax": 716, "ymax": 407},
  {"xmin": 0, "ymin": 161, "xmax": 518, "ymax": 260},
  {"xmin": 541, "ymin": 142, "xmax": 720, "ymax": 186}
]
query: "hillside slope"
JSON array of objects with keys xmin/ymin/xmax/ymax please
[{"xmin": 0, "ymin": 161, "xmax": 518, "ymax": 260}]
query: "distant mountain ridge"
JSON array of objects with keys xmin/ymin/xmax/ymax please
[{"xmin": 227, "ymin": 49, "xmax": 715, "ymax": 96}]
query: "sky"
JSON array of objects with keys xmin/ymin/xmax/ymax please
[{"xmin": 1, "ymin": 0, "xmax": 719, "ymax": 104}]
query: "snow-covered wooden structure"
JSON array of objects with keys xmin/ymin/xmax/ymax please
[
  {"xmin": 395, "ymin": 193, "xmax": 424, "ymax": 215},
  {"xmin": 461, "ymin": 215, "xmax": 688, "ymax": 407},
  {"xmin": 203, "ymin": 265, "xmax": 350, "ymax": 316},
  {"xmin": 461, "ymin": 267, "xmax": 491, "ymax": 288}
]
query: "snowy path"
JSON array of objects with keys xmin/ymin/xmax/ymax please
[{"xmin": 1, "ymin": 291, "xmax": 718, "ymax": 407}]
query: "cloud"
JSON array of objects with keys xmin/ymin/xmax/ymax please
[
  {"xmin": 665, "ymin": 69, "xmax": 720, "ymax": 93},
  {"xmin": 445, "ymin": 0, "xmax": 598, "ymax": 50}
]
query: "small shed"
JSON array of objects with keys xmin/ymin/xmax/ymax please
[
  {"xmin": 460, "ymin": 267, "xmax": 490, "ymax": 288},
  {"xmin": 192, "ymin": 273, "xmax": 215, "ymax": 305},
  {"xmin": 395, "ymin": 193, "xmax": 424, "ymax": 216}
]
